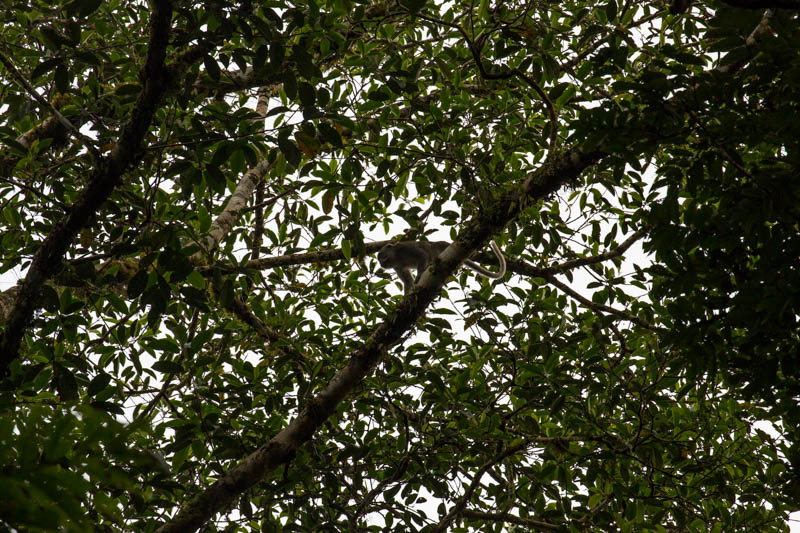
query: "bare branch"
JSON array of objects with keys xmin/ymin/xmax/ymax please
[
  {"xmin": 197, "ymin": 159, "xmax": 274, "ymax": 259},
  {"xmin": 195, "ymin": 90, "xmax": 274, "ymax": 259},
  {"xmin": 717, "ymin": 8, "xmax": 775, "ymax": 73}
]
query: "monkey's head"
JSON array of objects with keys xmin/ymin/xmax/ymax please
[{"xmin": 377, "ymin": 243, "xmax": 398, "ymax": 267}]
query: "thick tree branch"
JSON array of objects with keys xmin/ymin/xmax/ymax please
[
  {"xmin": 197, "ymin": 229, "xmax": 643, "ymax": 287},
  {"xmin": 199, "ymin": 241, "xmax": 393, "ymax": 275},
  {"xmin": 250, "ymin": 90, "xmax": 271, "ymax": 262},
  {"xmin": 195, "ymin": 151, "xmax": 273, "ymax": 258},
  {"xmin": 201, "ymin": 90, "xmax": 271, "ymax": 257},
  {"xmin": 713, "ymin": 8, "xmax": 775, "ymax": 74},
  {"xmin": 0, "ymin": 0, "xmax": 176, "ymax": 373}
]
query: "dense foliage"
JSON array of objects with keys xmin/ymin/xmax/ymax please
[{"xmin": 1, "ymin": 0, "xmax": 798, "ymax": 531}]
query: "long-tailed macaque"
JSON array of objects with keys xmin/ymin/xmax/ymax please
[{"xmin": 377, "ymin": 240, "xmax": 506, "ymax": 294}]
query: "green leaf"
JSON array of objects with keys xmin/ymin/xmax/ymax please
[
  {"xmin": 87, "ymin": 373, "xmax": 112, "ymax": 397},
  {"xmin": 66, "ymin": 0, "xmax": 102, "ymax": 17},
  {"xmin": 298, "ymin": 82, "xmax": 316, "ymax": 109},
  {"xmin": 479, "ymin": 0, "xmax": 489, "ymax": 19},
  {"xmin": 322, "ymin": 189, "xmax": 336, "ymax": 214},
  {"xmin": 54, "ymin": 364, "xmax": 79, "ymax": 401},
  {"xmin": 291, "ymin": 45, "xmax": 317, "ymax": 79},
  {"xmin": 187, "ymin": 270, "xmax": 206, "ymax": 289},
  {"xmin": 282, "ymin": 70, "xmax": 297, "ymax": 100},
  {"xmin": 151, "ymin": 360, "xmax": 183, "ymax": 374},
  {"xmin": 250, "ymin": 16, "xmax": 273, "ymax": 40},
  {"xmin": 318, "ymin": 121, "xmax": 342, "ymax": 148},
  {"xmin": 278, "ymin": 132, "xmax": 302, "ymax": 167},
  {"xmin": 269, "ymin": 42, "xmax": 285, "ymax": 68},
  {"xmin": 605, "ymin": 0, "xmax": 617, "ymax": 21},
  {"xmin": 31, "ymin": 57, "xmax": 63, "ymax": 80},
  {"xmin": 203, "ymin": 55, "xmax": 221, "ymax": 81},
  {"xmin": 127, "ymin": 270, "xmax": 148, "ymax": 299},
  {"xmin": 54, "ymin": 65, "xmax": 69, "ymax": 93},
  {"xmin": 39, "ymin": 27, "xmax": 66, "ymax": 50}
]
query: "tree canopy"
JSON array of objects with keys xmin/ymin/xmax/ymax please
[{"xmin": 1, "ymin": 0, "xmax": 799, "ymax": 531}]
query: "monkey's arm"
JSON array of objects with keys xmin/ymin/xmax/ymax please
[{"xmin": 396, "ymin": 267, "xmax": 415, "ymax": 294}]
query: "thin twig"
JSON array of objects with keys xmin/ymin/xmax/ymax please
[
  {"xmin": 432, "ymin": 439, "xmax": 533, "ymax": 533},
  {"xmin": 0, "ymin": 49, "xmax": 101, "ymax": 162},
  {"xmin": 545, "ymin": 273, "xmax": 655, "ymax": 330},
  {"xmin": 416, "ymin": 12, "xmax": 559, "ymax": 153}
]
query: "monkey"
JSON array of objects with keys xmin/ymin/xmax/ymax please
[{"xmin": 377, "ymin": 240, "xmax": 506, "ymax": 294}]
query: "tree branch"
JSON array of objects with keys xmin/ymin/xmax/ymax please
[
  {"xmin": 461, "ymin": 509, "xmax": 560, "ymax": 531},
  {"xmin": 0, "ymin": 109, "xmax": 75, "ymax": 178},
  {"xmin": 0, "ymin": 0, "xmax": 176, "ymax": 374},
  {"xmin": 195, "ymin": 94, "xmax": 273, "ymax": 259},
  {"xmin": 537, "ymin": 228, "xmax": 646, "ymax": 275},
  {"xmin": 0, "ymin": 50, "xmax": 101, "ymax": 163},
  {"xmin": 226, "ymin": 295, "xmax": 310, "ymax": 365},
  {"xmin": 431, "ymin": 440, "xmax": 533, "ymax": 533},
  {"xmin": 199, "ymin": 241, "xmax": 392, "ymax": 275},
  {"xmin": 154, "ymin": 145, "xmax": 601, "ymax": 533},
  {"xmin": 544, "ymin": 273, "xmax": 656, "ymax": 330}
]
